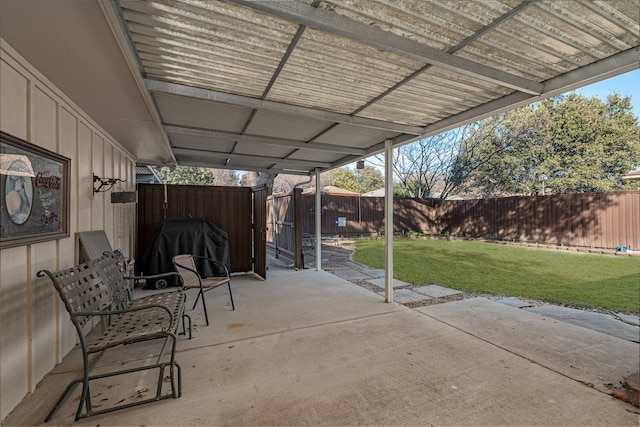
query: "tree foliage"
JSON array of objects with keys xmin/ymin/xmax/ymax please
[
  {"xmin": 357, "ymin": 165, "xmax": 385, "ymax": 193},
  {"xmin": 325, "ymin": 166, "xmax": 384, "ymax": 193},
  {"xmin": 463, "ymin": 93, "xmax": 640, "ymax": 196},
  {"xmin": 326, "ymin": 168, "xmax": 358, "ymax": 192},
  {"xmin": 211, "ymin": 169, "xmax": 239, "ymax": 186},
  {"xmin": 155, "ymin": 166, "xmax": 216, "ymax": 185}
]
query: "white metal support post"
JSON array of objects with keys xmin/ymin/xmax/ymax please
[
  {"xmin": 315, "ymin": 168, "xmax": 322, "ymax": 271},
  {"xmin": 384, "ymin": 140, "xmax": 394, "ymax": 303},
  {"xmin": 357, "ymin": 168, "xmax": 361, "ymax": 223}
]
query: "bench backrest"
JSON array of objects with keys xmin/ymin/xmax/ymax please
[
  {"xmin": 38, "ymin": 262, "xmax": 112, "ymax": 330},
  {"xmin": 91, "ymin": 251, "xmax": 132, "ymax": 310}
]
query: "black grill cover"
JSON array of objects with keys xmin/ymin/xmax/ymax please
[{"xmin": 140, "ymin": 218, "xmax": 230, "ymax": 287}]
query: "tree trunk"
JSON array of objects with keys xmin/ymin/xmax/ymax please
[{"xmin": 246, "ymin": 171, "xmax": 276, "ymax": 195}]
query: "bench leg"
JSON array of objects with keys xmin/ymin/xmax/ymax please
[
  {"xmin": 181, "ymin": 312, "xmax": 192, "ymax": 339},
  {"xmin": 44, "ymin": 377, "xmax": 82, "ymax": 422},
  {"xmin": 45, "ymin": 336, "xmax": 182, "ymax": 422},
  {"xmin": 44, "ymin": 349, "xmax": 106, "ymax": 422}
]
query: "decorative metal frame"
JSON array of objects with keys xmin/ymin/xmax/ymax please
[
  {"xmin": 93, "ymin": 174, "xmax": 125, "ymax": 193},
  {"xmin": 0, "ymin": 131, "xmax": 70, "ymax": 248}
]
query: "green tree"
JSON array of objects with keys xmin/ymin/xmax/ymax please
[
  {"xmin": 357, "ymin": 165, "xmax": 384, "ymax": 193},
  {"xmin": 326, "ymin": 168, "xmax": 358, "ymax": 192},
  {"xmin": 325, "ymin": 166, "xmax": 384, "ymax": 193},
  {"xmin": 463, "ymin": 93, "xmax": 640, "ymax": 196},
  {"xmin": 155, "ymin": 166, "xmax": 216, "ymax": 185},
  {"xmin": 392, "ymin": 182, "xmax": 407, "ymax": 197}
]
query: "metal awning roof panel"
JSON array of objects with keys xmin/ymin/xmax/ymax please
[
  {"xmin": 1, "ymin": 0, "xmax": 637, "ymax": 174},
  {"xmin": 313, "ymin": 124, "xmax": 400, "ymax": 149},
  {"xmin": 168, "ymin": 133, "xmax": 237, "ymax": 153},
  {"xmin": 244, "ymin": 110, "xmax": 333, "ymax": 141},
  {"xmin": 359, "ymin": 68, "xmax": 515, "ymax": 125},
  {"xmin": 266, "ymin": 27, "xmax": 427, "ymax": 114},
  {"xmin": 153, "ymin": 92, "xmax": 253, "ymax": 131},
  {"xmin": 121, "ymin": 0, "xmax": 300, "ymax": 98}
]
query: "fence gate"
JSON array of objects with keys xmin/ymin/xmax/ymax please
[
  {"xmin": 266, "ymin": 188, "xmax": 303, "ymax": 269},
  {"xmin": 252, "ymin": 185, "xmax": 267, "ymax": 279}
]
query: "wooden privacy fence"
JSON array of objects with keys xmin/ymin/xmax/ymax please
[
  {"xmin": 137, "ymin": 184, "xmax": 255, "ymax": 274},
  {"xmin": 299, "ymin": 191, "xmax": 639, "ymax": 250}
]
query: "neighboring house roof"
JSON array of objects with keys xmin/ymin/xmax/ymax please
[
  {"xmin": 302, "ymin": 186, "xmax": 360, "ymax": 196},
  {"xmin": 136, "ymin": 166, "xmax": 162, "ymax": 184},
  {"xmin": 362, "ymin": 188, "xmax": 386, "ymax": 197},
  {"xmin": 445, "ymin": 193, "xmax": 483, "ymax": 200},
  {"xmin": 621, "ymin": 170, "xmax": 640, "ymax": 180}
]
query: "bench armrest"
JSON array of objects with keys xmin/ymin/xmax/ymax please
[
  {"xmin": 73, "ymin": 303, "xmax": 175, "ymax": 329},
  {"xmin": 125, "ymin": 271, "xmax": 182, "ymax": 281}
]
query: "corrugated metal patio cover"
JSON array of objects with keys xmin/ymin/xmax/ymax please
[
  {"xmin": 3, "ymin": 1, "xmax": 638, "ymax": 172},
  {"xmin": 115, "ymin": 0, "xmax": 638, "ymax": 173}
]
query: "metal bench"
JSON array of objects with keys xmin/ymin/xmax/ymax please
[{"xmin": 38, "ymin": 251, "xmax": 190, "ymax": 422}]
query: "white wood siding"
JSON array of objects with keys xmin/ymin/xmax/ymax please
[{"xmin": 0, "ymin": 38, "xmax": 137, "ymax": 420}]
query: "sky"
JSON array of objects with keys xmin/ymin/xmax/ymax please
[{"xmin": 573, "ymin": 69, "xmax": 640, "ymax": 116}]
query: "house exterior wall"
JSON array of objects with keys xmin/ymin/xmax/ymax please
[{"xmin": 0, "ymin": 38, "xmax": 136, "ymax": 421}]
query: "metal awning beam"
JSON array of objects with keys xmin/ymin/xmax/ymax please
[
  {"xmin": 172, "ymin": 147, "xmax": 333, "ymax": 169},
  {"xmin": 177, "ymin": 159, "xmax": 312, "ymax": 176},
  {"xmin": 164, "ymin": 125, "xmax": 367, "ymax": 156},
  {"xmin": 145, "ymin": 79, "xmax": 424, "ymax": 135},
  {"xmin": 233, "ymin": 0, "xmax": 545, "ymax": 95}
]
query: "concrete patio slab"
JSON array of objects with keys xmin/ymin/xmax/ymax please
[
  {"xmin": 618, "ymin": 312, "xmax": 640, "ymax": 327},
  {"xmin": 366, "ymin": 277, "xmax": 411, "ymax": 289},
  {"xmin": 492, "ymin": 297, "xmax": 639, "ymax": 342},
  {"xmin": 413, "ymin": 284, "xmax": 464, "ymax": 298},
  {"xmin": 361, "ymin": 268, "xmax": 385, "ymax": 278},
  {"xmin": 376, "ymin": 288, "xmax": 432, "ymax": 304},
  {"xmin": 417, "ymin": 297, "xmax": 640, "ymax": 396},
  {"xmin": 495, "ymin": 296, "xmax": 535, "ymax": 308},
  {"xmin": 330, "ymin": 270, "xmax": 372, "ymax": 281},
  {"xmin": 3, "ymin": 266, "xmax": 638, "ymax": 426},
  {"xmin": 525, "ymin": 304, "xmax": 640, "ymax": 343}
]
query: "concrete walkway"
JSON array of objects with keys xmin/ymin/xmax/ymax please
[
  {"xmin": 3, "ymin": 259, "xmax": 639, "ymax": 426},
  {"xmin": 308, "ymin": 242, "xmax": 640, "ymax": 344}
]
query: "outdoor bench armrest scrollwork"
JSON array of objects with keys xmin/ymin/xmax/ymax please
[{"xmin": 37, "ymin": 251, "xmax": 191, "ymax": 422}]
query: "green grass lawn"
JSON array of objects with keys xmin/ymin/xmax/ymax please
[{"xmin": 353, "ymin": 238, "xmax": 640, "ymax": 314}]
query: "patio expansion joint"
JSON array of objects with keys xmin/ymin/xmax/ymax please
[{"xmin": 176, "ymin": 310, "xmax": 401, "ymax": 354}]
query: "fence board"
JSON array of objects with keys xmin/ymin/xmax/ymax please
[
  {"xmin": 299, "ymin": 191, "xmax": 639, "ymax": 250},
  {"xmin": 137, "ymin": 184, "xmax": 253, "ymax": 274}
]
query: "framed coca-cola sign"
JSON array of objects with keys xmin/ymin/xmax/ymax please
[{"xmin": 0, "ymin": 131, "xmax": 70, "ymax": 248}]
